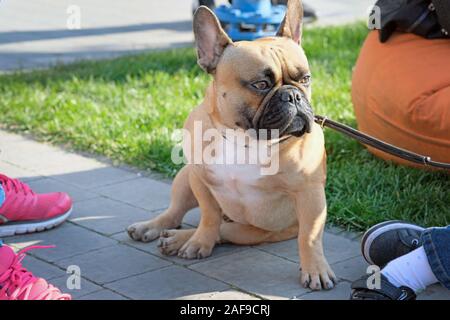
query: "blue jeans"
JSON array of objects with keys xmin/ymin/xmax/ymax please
[{"xmin": 422, "ymin": 226, "xmax": 450, "ymax": 290}]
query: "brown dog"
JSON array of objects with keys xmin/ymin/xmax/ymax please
[{"xmin": 127, "ymin": 0, "xmax": 337, "ymax": 291}]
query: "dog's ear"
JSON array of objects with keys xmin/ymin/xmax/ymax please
[
  {"xmin": 276, "ymin": 0, "xmax": 304, "ymax": 44},
  {"xmin": 193, "ymin": 6, "xmax": 232, "ymax": 74}
]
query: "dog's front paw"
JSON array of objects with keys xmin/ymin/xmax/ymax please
[
  {"xmin": 300, "ymin": 259, "xmax": 337, "ymax": 291},
  {"xmin": 178, "ymin": 238, "xmax": 214, "ymax": 259},
  {"xmin": 127, "ymin": 220, "xmax": 162, "ymax": 243},
  {"xmin": 157, "ymin": 229, "xmax": 195, "ymax": 256}
]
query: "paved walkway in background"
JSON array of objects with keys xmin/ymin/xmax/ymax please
[
  {"xmin": 0, "ymin": 0, "xmax": 375, "ymax": 71},
  {"xmin": 0, "ymin": 129, "xmax": 448, "ymax": 300}
]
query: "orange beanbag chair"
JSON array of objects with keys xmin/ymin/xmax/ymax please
[{"xmin": 352, "ymin": 31, "xmax": 450, "ymax": 169}]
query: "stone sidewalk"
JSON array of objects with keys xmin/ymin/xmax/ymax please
[
  {"xmin": 0, "ymin": 129, "xmax": 448, "ymax": 300},
  {"xmin": 0, "ymin": 0, "xmax": 375, "ymax": 71}
]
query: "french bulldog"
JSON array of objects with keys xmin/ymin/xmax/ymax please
[{"xmin": 128, "ymin": 0, "xmax": 337, "ymax": 290}]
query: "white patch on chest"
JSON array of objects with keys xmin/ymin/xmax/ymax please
[
  {"xmin": 200, "ymin": 130, "xmax": 298, "ymax": 230},
  {"xmin": 208, "ymin": 132, "xmax": 265, "ymax": 185},
  {"xmin": 205, "ymin": 134, "xmax": 271, "ymax": 223}
]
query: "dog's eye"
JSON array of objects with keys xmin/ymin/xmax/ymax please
[
  {"xmin": 251, "ymin": 80, "xmax": 270, "ymax": 91},
  {"xmin": 300, "ymin": 75, "xmax": 311, "ymax": 86}
]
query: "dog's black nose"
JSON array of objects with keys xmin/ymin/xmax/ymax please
[
  {"xmin": 279, "ymin": 86, "xmax": 303, "ymax": 103},
  {"xmin": 280, "ymin": 91, "xmax": 293, "ymax": 103}
]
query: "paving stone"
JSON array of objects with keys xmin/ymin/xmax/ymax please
[
  {"xmin": 6, "ymin": 223, "xmax": 117, "ymax": 262},
  {"xmin": 52, "ymin": 166, "xmax": 140, "ymax": 189},
  {"xmin": 324, "ymin": 225, "xmax": 346, "ymax": 236},
  {"xmin": 27, "ymin": 178, "xmax": 98, "ymax": 203},
  {"xmin": 0, "ymin": 160, "xmax": 43, "ymax": 182},
  {"xmin": 331, "ymin": 255, "xmax": 368, "ymax": 282},
  {"xmin": 22, "ymin": 255, "xmax": 66, "ymax": 280},
  {"xmin": 183, "ymin": 208, "xmax": 200, "ymax": 227},
  {"xmin": 323, "ymin": 233, "xmax": 361, "ymax": 263},
  {"xmin": 153, "ymin": 242, "xmax": 245, "ymax": 267},
  {"xmin": 0, "ymin": 139, "xmax": 45, "ymax": 167},
  {"xmin": 25, "ymin": 152, "xmax": 107, "ymax": 179},
  {"xmin": 105, "ymin": 265, "xmax": 229, "ymax": 300},
  {"xmin": 0, "ymin": 1, "xmax": 194, "ymax": 71},
  {"xmin": 254, "ymin": 239, "xmax": 299, "ymax": 263},
  {"xmin": 0, "ymin": 130, "xmax": 28, "ymax": 143},
  {"xmin": 294, "ymin": 281, "xmax": 352, "ymax": 300},
  {"xmin": 418, "ymin": 284, "xmax": 450, "ymax": 300},
  {"xmin": 191, "ymin": 249, "xmax": 309, "ymax": 300},
  {"xmin": 0, "ymin": 138, "xmax": 103, "ymax": 175},
  {"xmin": 112, "ymin": 230, "xmax": 244, "ymax": 266},
  {"xmin": 0, "ymin": 137, "xmax": 130, "ymax": 186},
  {"xmin": 70, "ymin": 197, "xmax": 159, "ymax": 235},
  {"xmin": 79, "ymin": 289, "xmax": 129, "ymax": 300},
  {"xmin": 178, "ymin": 289, "xmax": 260, "ymax": 300},
  {"xmin": 112, "ymin": 230, "xmax": 166, "ymax": 254},
  {"xmin": 50, "ymin": 275, "xmax": 103, "ymax": 299},
  {"xmin": 256, "ymin": 231, "xmax": 360, "ymax": 265},
  {"xmin": 97, "ymin": 177, "xmax": 171, "ymax": 211},
  {"xmin": 56, "ymin": 244, "xmax": 171, "ymax": 284}
]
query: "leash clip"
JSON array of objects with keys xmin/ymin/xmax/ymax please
[{"xmin": 320, "ymin": 116, "xmax": 328, "ymax": 129}]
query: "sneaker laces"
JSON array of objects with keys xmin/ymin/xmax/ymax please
[
  {"xmin": 0, "ymin": 245, "xmax": 71, "ymax": 300},
  {"xmin": 0, "ymin": 174, "xmax": 34, "ymax": 196}
]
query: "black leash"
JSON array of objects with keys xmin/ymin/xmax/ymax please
[{"xmin": 314, "ymin": 115, "xmax": 450, "ymax": 170}]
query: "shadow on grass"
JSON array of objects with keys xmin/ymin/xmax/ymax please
[{"xmin": 2, "ymin": 47, "xmax": 202, "ymax": 85}]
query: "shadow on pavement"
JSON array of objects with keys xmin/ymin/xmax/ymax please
[{"xmin": 0, "ymin": 20, "xmax": 193, "ymax": 45}]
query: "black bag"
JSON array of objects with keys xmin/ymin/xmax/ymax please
[{"xmin": 372, "ymin": 0, "xmax": 450, "ymax": 42}]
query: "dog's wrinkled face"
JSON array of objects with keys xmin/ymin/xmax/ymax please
[
  {"xmin": 216, "ymin": 38, "xmax": 313, "ymax": 138},
  {"xmin": 194, "ymin": 0, "xmax": 313, "ymax": 139}
]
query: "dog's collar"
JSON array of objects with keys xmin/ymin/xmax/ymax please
[
  {"xmin": 221, "ymin": 134, "xmax": 292, "ymax": 149},
  {"xmin": 211, "ymin": 113, "xmax": 293, "ymax": 148}
]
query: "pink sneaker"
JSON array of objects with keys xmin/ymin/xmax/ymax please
[
  {"xmin": 0, "ymin": 244, "xmax": 71, "ymax": 300},
  {"xmin": 0, "ymin": 174, "xmax": 72, "ymax": 237}
]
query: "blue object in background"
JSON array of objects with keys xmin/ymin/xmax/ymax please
[{"xmin": 214, "ymin": 0, "xmax": 286, "ymax": 41}]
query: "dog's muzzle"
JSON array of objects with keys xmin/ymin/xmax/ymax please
[{"xmin": 255, "ymin": 85, "xmax": 314, "ymax": 139}]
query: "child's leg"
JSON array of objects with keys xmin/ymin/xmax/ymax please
[
  {"xmin": 381, "ymin": 246, "xmax": 438, "ymax": 293},
  {"xmin": 421, "ymin": 226, "xmax": 450, "ymax": 290}
]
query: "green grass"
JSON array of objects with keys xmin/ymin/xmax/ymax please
[{"xmin": 0, "ymin": 22, "xmax": 448, "ymax": 231}]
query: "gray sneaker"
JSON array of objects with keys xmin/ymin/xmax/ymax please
[{"xmin": 361, "ymin": 220, "xmax": 425, "ymax": 267}]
